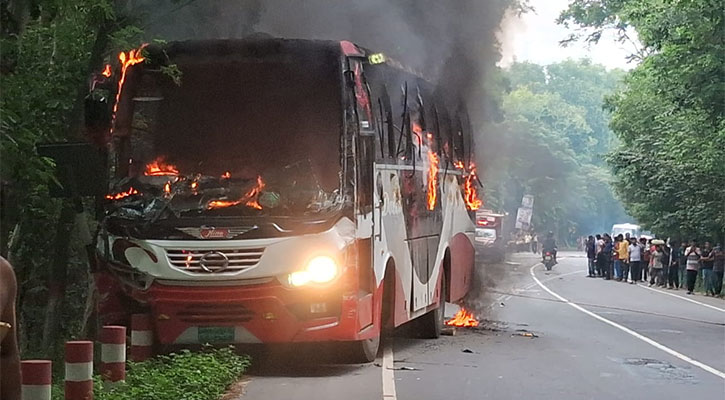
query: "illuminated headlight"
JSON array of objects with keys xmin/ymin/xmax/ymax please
[{"xmin": 287, "ymin": 256, "xmax": 339, "ymax": 287}]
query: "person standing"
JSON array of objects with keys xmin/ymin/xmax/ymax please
[
  {"xmin": 603, "ymin": 234, "xmax": 614, "ymax": 280},
  {"xmin": 0, "ymin": 257, "xmax": 21, "ymax": 400},
  {"xmin": 678, "ymin": 241, "xmax": 688, "ymax": 288},
  {"xmin": 586, "ymin": 235, "xmax": 596, "ymax": 277},
  {"xmin": 619, "ymin": 236, "xmax": 630, "ymax": 283},
  {"xmin": 685, "ymin": 240, "xmax": 701, "ymax": 295},
  {"xmin": 531, "ymin": 233, "xmax": 538, "ymax": 254},
  {"xmin": 712, "ymin": 245, "xmax": 724, "ymax": 297},
  {"xmin": 668, "ymin": 240, "xmax": 681, "ymax": 289},
  {"xmin": 700, "ymin": 241, "xmax": 715, "ymax": 296},
  {"xmin": 640, "ymin": 238, "xmax": 650, "ymax": 281},
  {"xmin": 595, "ymin": 234, "xmax": 604, "ymax": 276},
  {"xmin": 628, "ymin": 238, "xmax": 642, "ymax": 284},
  {"xmin": 650, "ymin": 242, "xmax": 665, "ymax": 286}
]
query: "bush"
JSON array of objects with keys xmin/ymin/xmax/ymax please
[{"xmin": 52, "ymin": 347, "xmax": 250, "ymax": 400}]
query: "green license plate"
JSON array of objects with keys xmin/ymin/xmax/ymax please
[{"xmin": 198, "ymin": 326, "xmax": 235, "ymax": 343}]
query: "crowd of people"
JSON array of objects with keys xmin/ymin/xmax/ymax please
[{"xmin": 584, "ymin": 234, "xmax": 725, "ymax": 297}]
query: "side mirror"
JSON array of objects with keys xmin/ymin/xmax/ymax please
[{"xmin": 84, "ymin": 94, "xmax": 111, "ymax": 146}]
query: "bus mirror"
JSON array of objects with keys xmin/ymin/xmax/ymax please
[
  {"xmin": 84, "ymin": 94, "xmax": 111, "ymax": 146},
  {"xmin": 36, "ymin": 142, "xmax": 106, "ymax": 198}
]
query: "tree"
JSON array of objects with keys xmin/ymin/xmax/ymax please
[
  {"xmin": 478, "ymin": 60, "xmax": 629, "ymax": 241},
  {"xmin": 561, "ymin": 0, "xmax": 725, "ymax": 242}
]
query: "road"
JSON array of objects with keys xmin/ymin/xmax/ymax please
[{"xmin": 237, "ymin": 251, "xmax": 725, "ymax": 399}]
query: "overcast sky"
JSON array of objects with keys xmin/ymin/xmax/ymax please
[{"xmin": 499, "ymin": 0, "xmax": 639, "ymax": 70}]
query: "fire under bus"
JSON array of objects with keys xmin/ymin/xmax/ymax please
[{"xmin": 83, "ymin": 38, "xmax": 480, "ymax": 362}]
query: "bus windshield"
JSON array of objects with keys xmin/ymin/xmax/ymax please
[{"xmin": 108, "ymin": 54, "xmax": 343, "ymax": 220}]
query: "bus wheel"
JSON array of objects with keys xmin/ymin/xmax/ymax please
[
  {"xmin": 419, "ymin": 273, "xmax": 446, "ymax": 339},
  {"xmin": 345, "ymin": 335, "xmax": 380, "ymax": 363}
]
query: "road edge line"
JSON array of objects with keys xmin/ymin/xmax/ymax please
[
  {"xmin": 636, "ymin": 283, "xmax": 725, "ymax": 313},
  {"xmin": 530, "ymin": 264, "xmax": 725, "ymax": 380},
  {"xmin": 381, "ymin": 340, "xmax": 397, "ymax": 399}
]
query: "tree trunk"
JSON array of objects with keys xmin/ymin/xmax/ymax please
[{"xmin": 40, "ymin": 201, "xmax": 75, "ymax": 355}]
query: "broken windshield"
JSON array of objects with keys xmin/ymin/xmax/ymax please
[{"xmin": 106, "ymin": 50, "xmax": 344, "ymax": 220}]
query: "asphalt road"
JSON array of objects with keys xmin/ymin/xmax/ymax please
[{"xmin": 238, "ymin": 251, "xmax": 725, "ymax": 400}]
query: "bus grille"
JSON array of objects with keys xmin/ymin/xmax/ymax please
[
  {"xmin": 176, "ymin": 303, "xmax": 255, "ymax": 324},
  {"xmin": 165, "ymin": 248, "xmax": 264, "ymax": 273}
]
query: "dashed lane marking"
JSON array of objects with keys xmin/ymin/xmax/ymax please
[
  {"xmin": 636, "ymin": 283, "xmax": 725, "ymax": 313},
  {"xmin": 530, "ymin": 264, "xmax": 725, "ymax": 380}
]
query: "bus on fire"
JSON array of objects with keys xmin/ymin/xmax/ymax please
[{"xmin": 74, "ymin": 38, "xmax": 480, "ymax": 362}]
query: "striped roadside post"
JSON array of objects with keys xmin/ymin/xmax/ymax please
[
  {"xmin": 130, "ymin": 314, "xmax": 153, "ymax": 361},
  {"xmin": 21, "ymin": 360, "xmax": 52, "ymax": 400},
  {"xmin": 100, "ymin": 325, "xmax": 126, "ymax": 387},
  {"xmin": 65, "ymin": 340, "xmax": 93, "ymax": 400}
]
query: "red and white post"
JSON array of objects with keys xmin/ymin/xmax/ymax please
[
  {"xmin": 100, "ymin": 325, "xmax": 126, "ymax": 387},
  {"xmin": 65, "ymin": 340, "xmax": 93, "ymax": 400},
  {"xmin": 21, "ymin": 360, "xmax": 52, "ymax": 400},
  {"xmin": 130, "ymin": 313, "xmax": 153, "ymax": 361}
]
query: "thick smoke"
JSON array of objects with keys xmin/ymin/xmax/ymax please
[{"xmin": 138, "ymin": 0, "xmax": 517, "ymax": 127}]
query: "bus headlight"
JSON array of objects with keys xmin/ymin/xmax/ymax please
[{"xmin": 287, "ymin": 256, "xmax": 339, "ymax": 287}]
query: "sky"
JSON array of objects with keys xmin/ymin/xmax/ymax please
[{"xmin": 499, "ymin": 0, "xmax": 640, "ymax": 70}]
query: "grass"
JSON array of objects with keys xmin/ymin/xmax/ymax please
[{"xmin": 52, "ymin": 347, "xmax": 251, "ymax": 400}]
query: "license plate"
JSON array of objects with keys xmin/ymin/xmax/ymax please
[
  {"xmin": 198, "ymin": 326, "xmax": 235, "ymax": 343},
  {"xmin": 544, "ymin": 256, "xmax": 551, "ymax": 261}
]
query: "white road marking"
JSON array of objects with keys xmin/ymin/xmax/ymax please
[
  {"xmin": 530, "ymin": 264, "xmax": 725, "ymax": 380},
  {"xmin": 382, "ymin": 341, "xmax": 397, "ymax": 399},
  {"xmin": 636, "ymin": 283, "xmax": 725, "ymax": 313}
]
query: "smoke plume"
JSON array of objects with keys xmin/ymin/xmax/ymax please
[{"xmin": 137, "ymin": 0, "xmax": 518, "ymax": 127}]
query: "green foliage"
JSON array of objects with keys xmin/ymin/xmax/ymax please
[
  {"xmin": 480, "ymin": 59, "xmax": 628, "ymax": 240},
  {"xmin": 51, "ymin": 348, "xmax": 251, "ymax": 400},
  {"xmin": 562, "ymin": 0, "xmax": 725, "ymax": 242}
]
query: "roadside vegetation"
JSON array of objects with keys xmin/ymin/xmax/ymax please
[
  {"xmin": 479, "ymin": 59, "xmax": 628, "ymax": 242},
  {"xmin": 50, "ymin": 347, "xmax": 251, "ymax": 400},
  {"xmin": 560, "ymin": 0, "xmax": 725, "ymax": 242}
]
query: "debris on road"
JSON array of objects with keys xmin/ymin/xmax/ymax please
[
  {"xmin": 441, "ymin": 326, "xmax": 457, "ymax": 336},
  {"xmin": 462, "ymin": 348, "xmax": 474, "ymax": 353},
  {"xmin": 513, "ymin": 329, "xmax": 538, "ymax": 338}
]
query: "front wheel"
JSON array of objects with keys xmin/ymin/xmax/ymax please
[{"xmin": 345, "ymin": 335, "xmax": 380, "ymax": 363}]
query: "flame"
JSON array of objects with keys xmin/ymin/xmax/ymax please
[
  {"xmin": 163, "ymin": 181, "xmax": 171, "ymax": 194},
  {"xmin": 110, "ymin": 44, "xmax": 148, "ymax": 136},
  {"xmin": 445, "ymin": 307, "xmax": 479, "ymax": 327},
  {"xmin": 463, "ymin": 163, "xmax": 483, "ymax": 211},
  {"xmin": 208, "ymin": 176, "xmax": 265, "ymax": 210},
  {"xmin": 221, "ymin": 171, "xmax": 231, "ymax": 179},
  {"xmin": 427, "ymin": 150, "xmax": 439, "ymax": 210},
  {"xmin": 454, "ymin": 161, "xmax": 465, "ymax": 170},
  {"xmin": 145, "ymin": 157, "xmax": 179, "ymax": 176},
  {"xmin": 190, "ymin": 181, "xmax": 199, "ymax": 193},
  {"xmin": 105, "ymin": 187, "xmax": 139, "ymax": 200},
  {"xmin": 101, "ymin": 64, "xmax": 112, "ymax": 77}
]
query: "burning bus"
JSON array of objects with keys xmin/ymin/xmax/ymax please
[{"xmin": 76, "ymin": 38, "xmax": 480, "ymax": 361}]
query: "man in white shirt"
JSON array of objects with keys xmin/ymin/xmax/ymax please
[{"xmin": 628, "ymin": 238, "xmax": 642, "ymax": 283}]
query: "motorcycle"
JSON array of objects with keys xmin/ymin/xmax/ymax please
[{"xmin": 543, "ymin": 251, "xmax": 555, "ymax": 271}]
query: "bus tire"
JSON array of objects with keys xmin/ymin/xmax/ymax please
[
  {"xmin": 419, "ymin": 273, "xmax": 446, "ymax": 339},
  {"xmin": 346, "ymin": 335, "xmax": 380, "ymax": 363}
]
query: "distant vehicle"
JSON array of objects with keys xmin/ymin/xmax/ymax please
[
  {"xmin": 542, "ymin": 251, "xmax": 555, "ymax": 271},
  {"xmin": 475, "ymin": 210, "xmax": 505, "ymax": 262},
  {"xmin": 612, "ymin": 223, "xmax": 641, "ymax": 239}
]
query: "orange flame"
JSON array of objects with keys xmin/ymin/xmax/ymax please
[
  {"xmin": 454, "ymin": 161, "xmax": 465, "ymax": 170},
  {"xmin": 105, "ymin": 187, "xmax": 139, "ymax": 200},
  {"xmin": 208, "ymin": 176, "xmax": 265, "ymax": 210},
  {"xmin": 190, "ymin": 181, "xmax": 199, "ymax": 193},
  {"xmin": 221, "ymin": 171, "xmax": 231, "ymax": 179},
  {"xmin": 445, "ymin": 307, "xmax": 479, "ymax": 327},
  {"xmin": 101, "ymin": 64, "xmax": 112, "ymax": 77},
  {"xmin": 427, "ymin": 150, "xmax": 439, "ymax": 210},
  {"xmin": 463, "ymin": 163, "xmax": 483, "ymax": 211},
  {"xmin": 145, "ymin": 157, "xmax": 179, "ymax": 176},
  {"xmin": 110, "ymin": 44, "xmax": 148, "ymax": 136},
  {"xmin": 163, "ymin": 181, "xmax": 171, "ymax": 194}
]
